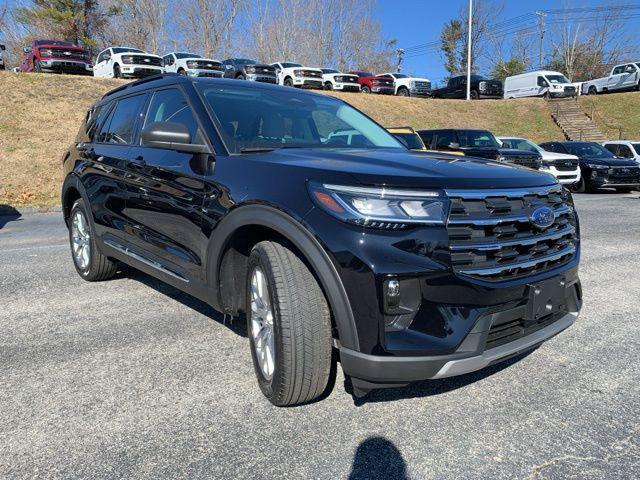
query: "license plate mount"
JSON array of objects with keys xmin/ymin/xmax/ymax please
[{"xmin": 525, "ymin": 277, "xmax": 567, "ymax": 323}]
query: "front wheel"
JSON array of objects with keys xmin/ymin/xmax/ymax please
[
  {"xmin": 178, "ymin": 68, "xmax": 187, "ymax": 76},
  {"xmin": 470, "ymin": 90, "xmax": 479, "ymax": 99},
  {"xmin": 397, "ymin": 87, "xmax": 410, "ymax": 97},
  {"xmin": 324, "ymin": 82, "xmax": 333, "ymax": 91},
  {"xmin": 284, "ymin": 77, "xmax": 294, "ymax": 87},
  {"xmin": 113, "ymin": 64, "xmax": 121, "ymax": 78},
  {"xmin": 361, "ymin": 86, "xmax": 371, "ymax": 94},
  {"xmin": 246, "ymin": 241, "xmax": 332, "ymax": 406},
  {"xmin": 69, "ymin": 199, "xmax": 118, "ymax": 281},
  {"xmin": 34, "ymin": 60, "xmax": 42, "ymax": 73}
]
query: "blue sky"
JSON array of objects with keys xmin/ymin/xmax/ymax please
[{"xmin": 375, "ymin": 0, "xmax": 640, "ymax": 84}]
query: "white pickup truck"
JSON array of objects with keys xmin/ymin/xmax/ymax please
[
  {"xmin": 162, "ymin": 52, "xmax": 223, "ymax": 78},
  {"xmin": 582, "ymin": 62, "xmax": 640, "ymax": 95},
  {"xmin": 270, "ymin": 62, "xmax": 323, "ymax": 89},
  {"xmin": 377, "ymin": 72, "xmax": 432, "ymax": 97}
]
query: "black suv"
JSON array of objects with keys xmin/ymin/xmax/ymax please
[
  {"xmin": 540, "ymin": 141, "xmax": 640, "ymax": 193},
  {"xmin": 62, "ymin": 75, "xmax": 582, "ymax": 405},
  {"xmin": 221, "ymin": 58, "xmax": 277, "ymax": 83},
  {"xmin": 418, "ymin": 128, "xmax": 543, "ymax": 170}
]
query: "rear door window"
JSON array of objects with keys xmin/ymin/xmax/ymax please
[
  {"xmin": 97, "ymin": 93, "xmax": 147, "ymax": 144},
  {"xmin": 86, "ymin": 102, "xmax": 113, "ymax": 141}
]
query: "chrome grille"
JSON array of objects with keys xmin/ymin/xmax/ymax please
[
  {"xmin": 446, "ymin": 186, "xmax": 578, "ymax": 281},
  {"xmin": 50, "ymin": 48, "xmax": 87, "ymax": 61}
]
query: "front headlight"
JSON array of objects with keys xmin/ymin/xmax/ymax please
[
  {"xmin": 586, "ymin": 164, "xmax": 608, "ymax": 171},
  {"xmin": 39, "ymin": 48, "xmax": 52, "ymax": 57},
  {"xmin": 308, "ymin": 182, "xmax": 448, "ymax": 228}
]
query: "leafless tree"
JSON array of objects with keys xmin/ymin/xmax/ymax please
[
  {"xmin": 178, "ymin": 0, "xmax": 244, "ymax": 58},
  {"xmin": 101, "ymin": 0, "xmax": 168, "ymax": 54}
]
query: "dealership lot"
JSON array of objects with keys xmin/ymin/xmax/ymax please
[{"xmin": 0, "ymin": 193, "xmax": 638, "ymax": 479}]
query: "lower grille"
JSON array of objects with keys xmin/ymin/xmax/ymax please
[
  {"xmin": 446, "ymin": 185, "xmax": 578, "ymax": 281},
  {"xmin": 486, "ymin": 309, "xmax": 564, "ymax": 350},
  {"xmin": 555, "ymin": 164, "xmax": 578, "ymax": 171}
]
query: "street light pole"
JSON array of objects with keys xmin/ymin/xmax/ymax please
[{"xmin": 466, "ymin": 0, "xmax": 473, "ymax": 100}]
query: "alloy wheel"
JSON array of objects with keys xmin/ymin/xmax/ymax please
[
  {"xmin": 250, "ymin": 267, "xmax": 275, "ymax": 380},
  {"xmin": 71, "ymin": 209, "xmax": 91, "ymax": 271}
]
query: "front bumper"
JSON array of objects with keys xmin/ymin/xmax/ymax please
[
  {"xmin": 408, "ymin": 87, "xmax": 431, "ymax": 97},
  {"xmin": 372, "ymin": 86, "xmax": 394, "ymax": 94},
  {"xmin": 292, "ymin": 77, "xmax": 323, "ymax": 89},
  {"xmin": 590, "ymin": 171, "xmax": 640, "ymax": 188},
  {"xmin": 246, "ymin": 73, "xmax": 277, "ymax": 83},
  {"xmin": 479, "ymin": 91, "xmax": 503, "ymax": 99},
  {"xmin": 39, "ymin": 59, "xmax": 92, "ymax": 75},
  {"xmin": 549, "ymin": 89, "xmax": 577, "ymax": 98},
  {"xmin": 186, "ymin": 68, "xmax": 223, "ymax": 78},
  {"xmin": 121, "ymin": 66, "xmax": 164, "ymax": 78},
  {"xmin": 333, "ymin": 83, "xmax": 361, "ymax": 92},
  {"xmin": 341, "ymin": 310, "xmax": 577, "ymax": 383}
]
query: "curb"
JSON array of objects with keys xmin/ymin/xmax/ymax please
[{"xmin": 0, "ymin": 206, "xmax": 62, "ymax": 216}]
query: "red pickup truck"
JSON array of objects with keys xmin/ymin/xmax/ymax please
[
  {"xmin": 348, "ymin": 71, "xmax": 395, "ymax": 94},
  {"xmin": 20, "ymin": 39, "xmax": 93, "ymax": 75}
]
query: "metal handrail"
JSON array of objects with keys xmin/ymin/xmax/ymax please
[{"xmin": 584, "ymin": 99, "xmax": 624, "ymax": 139}]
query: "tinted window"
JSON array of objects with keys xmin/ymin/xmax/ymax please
[
  {"xmin": 417, "ymin": 131, "xmax": 434, "ymax": 148},
  {"xmin": 631, "ymin": 143, "xmax": 640, "ymax": 155},
  {"xmin": 174, "ymin": 52, "xmax": 201, "ymax": 59},
  {"xmin": 435, "ymin": 131, "xmax": 457, "ymax": 149},
  {"xmin": 457, "ymin": 130, "xmax": 499, "ymax": 148},
  {"xmin": 197, "ymin": 84, "xmax": 402, "ymax": 153},
  {"xmin": 612, "ymin": 66, "xmax": 624, "ymax": 75},
  {"xmin": 392, "ymin": 133, "xmax": 424, "ymax": 150},
  {"xmin": 97, "ymin": 94, "xmax": 147, "ymax": 144},
  {"xmin": 112, "ymin": 47, "xmax": 144, "ymax": 54},
  {"xmin": 36, "ymin": 40, "xmax": 75, "ymax": 46},
  {"xmin": 618, "ymin": 145, "xmax": 633, "ymax": 157},
  {"xmin": 87, "ymin": 102, "xmax": 113, "ymax": 140},
  {"xmin": 280, "ymin": 62, "xmax": 302, "ymax": 68},
  {"xmin": 563, "ymin": 143, "xmax": 615, "ymax": 158},
  {"xmin": 144, "ymin": 88, "xmax": 198, "ymax": 141}
]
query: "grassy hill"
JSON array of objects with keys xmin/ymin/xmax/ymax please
[
  {"xmin": 1, "ymin": 71, "xmax": 567, "ymax": 208},
  {"xmin": 579, "ymin": 91, "xmax": 640, "ymax": 140}
]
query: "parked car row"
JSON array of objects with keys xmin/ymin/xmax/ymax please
[{"xmin": 386, "ymin": 126, "xmax": 640, "ymax": 192}]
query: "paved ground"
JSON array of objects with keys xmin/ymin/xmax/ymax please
[{"xmin": 1, "ymin": 193, "xmax": 639, "ymax": 479}]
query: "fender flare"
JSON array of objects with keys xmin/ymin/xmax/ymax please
[
  {"xmin": 206, "ymin": 205, "xmax": 359, "ymax": 351},
  {"xmin": 61, "ymin": 174, "xmax": 90, "ymax": 225}
]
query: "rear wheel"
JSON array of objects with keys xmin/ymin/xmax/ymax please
[
  {"xmin": 588, "ymin": 86, "xmax": 597, "ymax": 95},
  {"xmin": 246, "ymin": 241, "xmax": 332, "ymax": 407},
  {"xmin": 69, "ymin": 199, "xmax": 118, "ymax": 281}
]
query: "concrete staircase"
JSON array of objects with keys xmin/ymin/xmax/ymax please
[{"xmin": 548, "ymin": 97, "xmax": 607, "ymax": 142}]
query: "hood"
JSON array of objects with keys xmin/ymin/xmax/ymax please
[
  {"xmin": 497, "ymin": 148, "xmax": 541, "ymax": 158},
  {"xmin": 37, "ymin": 42, "xmax": 86, "ymax": 52},
  {"xmin": 540, "ymin": 151, "xmax": 578, "ymax": 161},
  {"xmin": 406, "ymin": 76, "xmax": 430, "ymax": 82},
  {"xmin": 580, "ymin": 156, "xmax": 638, "ymax": 166},
  {"xmin": 253, "ymin": 148, "xmax": 556, "ymax": 189}
]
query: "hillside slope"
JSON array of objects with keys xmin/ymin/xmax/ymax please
[
  {"xmin": 579, "ymin": 91, "xmax": 640, "ymax": 140},
  {"xmin": 1, "ymin": 72, "xmax": 565, "ymax": 208}
]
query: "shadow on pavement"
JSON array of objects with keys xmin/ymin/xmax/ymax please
[
  {"xmin": 349, "ymin": 437, "xmax": 408, "ymax": 480},
  {"xmin": 122, "ymin": 266, "xmax": 248, "ymax": 338},
  {"xmin": 344, "ymin": 348, "xmax": 536, "ymax": 406},
  {"xmin": 0, "ymin": 205, "xmax": 22, "ymax": 229}
]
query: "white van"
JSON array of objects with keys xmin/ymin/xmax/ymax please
[{"xmin": 503, "ymin": 70, "xmax": 577, "ymax": 99}]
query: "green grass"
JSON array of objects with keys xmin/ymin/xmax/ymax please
[{"xmin": 579, "ymin": 91, "xmax": 640, "ymax": 140}]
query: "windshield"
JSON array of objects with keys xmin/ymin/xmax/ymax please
[
  {"xmin": 197, "ymin": 84, "xmax": 404, "ymax": 153},
  {"xmin": 546, "ymin": 74, "xmax": 571, "ymax": 84},
  {"xmin": 355, "ymin": 72, "xmax": 374, "ymax": 77},
  {"xmin": 113, "ymin": 47, "xmax": 144, "ymax": 54},
  {"xmin": 36, "ymin": 40, "xmax": 75, "ymax": 46},
  {"xmin": 236, "ymin": 59, "xmax": 257, "ymax": 65},
  {"xmin": 632, "ymin": 143, "xmax": 640, "ymax": 155},
  {"xmin": 458, "ymin": 130, "xmax": 500, "ymax": 148},
  {"xmin": 322, "ymin": 68, "xmax": 339, "ymax": 74},
  {"xmin": 500, "ymin": 138, "xmax": 542, "ymax": 153},
  {"xmin": 564, "ymin": 143, "xmax": 615, "ymax": 158},
  {"xmin": 175, "ymin": 52, "xmax": 201, "ymax": 59},
  {"xmin": 392, "ymin": 132, "xmax": 425, "ymax": 150},
  {"xmin": 280, "ymin": 62, "xmax": 302, "ymax": 68},
  {"xmin": 393, "ymin": 73, "xmax": 409, "ymax": 79}
]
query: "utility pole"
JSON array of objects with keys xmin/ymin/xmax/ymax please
[
  {"xmin": 466, "ymin": 0, "xmax": 472, "ymax": 100},
  {"xmin": 536, "ymin": 10, "xmax": 547, "ymax": 69},
  {"xmin": 395, "ymin": 48, "xmax": 404, "ymax": 72}
]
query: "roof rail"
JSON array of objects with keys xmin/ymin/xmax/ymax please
[{"xmin": 102, "ymin": 73, "xmax": 180, "ymax": 99}]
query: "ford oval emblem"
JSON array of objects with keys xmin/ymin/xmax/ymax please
[{"xmin": 530, "ymin": 206, "xmax": 556, "ymax": 229}]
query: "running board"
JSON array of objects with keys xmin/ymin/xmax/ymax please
[{"xmin": 104, "ymin": 239, "xmax": 189, "ymax": 283}]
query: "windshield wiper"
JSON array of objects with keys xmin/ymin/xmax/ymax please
[{"xmin": 240, "ymin": 147, "xmax": 280, "ymax": 153}]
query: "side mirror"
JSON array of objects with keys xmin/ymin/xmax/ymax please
[
  {"xmin": 23, "ymin": 46, "xmax": 31, "ymax": 53},
  {"xmin": 141, "ymin": 122, "xmax": 210, "ymax": 154},
  {"xmin": 0, "ymin": 45, "xmax": 5, "ymax": 51},
  {"xmin": 225, "ymin": 64, "xmax": 233, "ymax": 70},
  {"xmin": 448, "ymin": 142, "xmax": 461, "ymax": 150}
]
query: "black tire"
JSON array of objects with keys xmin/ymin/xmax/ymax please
[
  {"xmin": 470, "ymin": 90, "xmax": 479, "ymax": 99},
  {"xmin": 397, "ymin": 87, "xmax": 410, "ymax": 97},
  {"xmin": 362, "ymin": 86, "xmax": 371, "ymax": 94},
  {"xmin": 588, "ymin": 86, "xmax": 597, "ymax": 95},
  {"xmin": 574, "ymin": 178, "xmax": 595, "ymax": 193},
  {"xmin": 68, "ymin": 198, "xmax": 118, "ymax": 281},
  {"xmin": 178, "ymin": 68, "xmax": 187, "ymax": 76},
  {"xmin": 284, "ymin": 77, "xmax": 294, "ymax": 87},
  {"xmin": 324, "ymin": 81, "xmax": 333, "ymax": 91},
  {"xmin": 113, "ymin": 64, "xmax": 121, "ymax": 78},
  {"xmin": 34, "ymin": 60, "xmax": 42, "ymax": 73},
  {"xmin": 236, "ymin": 73, "xmax": 246, "ymax": 80},
  {"xmin": 246, "ymin": 241, "xmax": 332, "ymax": 407}
]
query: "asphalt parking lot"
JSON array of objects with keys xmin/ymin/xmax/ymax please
[{"xmin": 1, "ymin": 193, "xmax": 639, "ymax": 479}]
